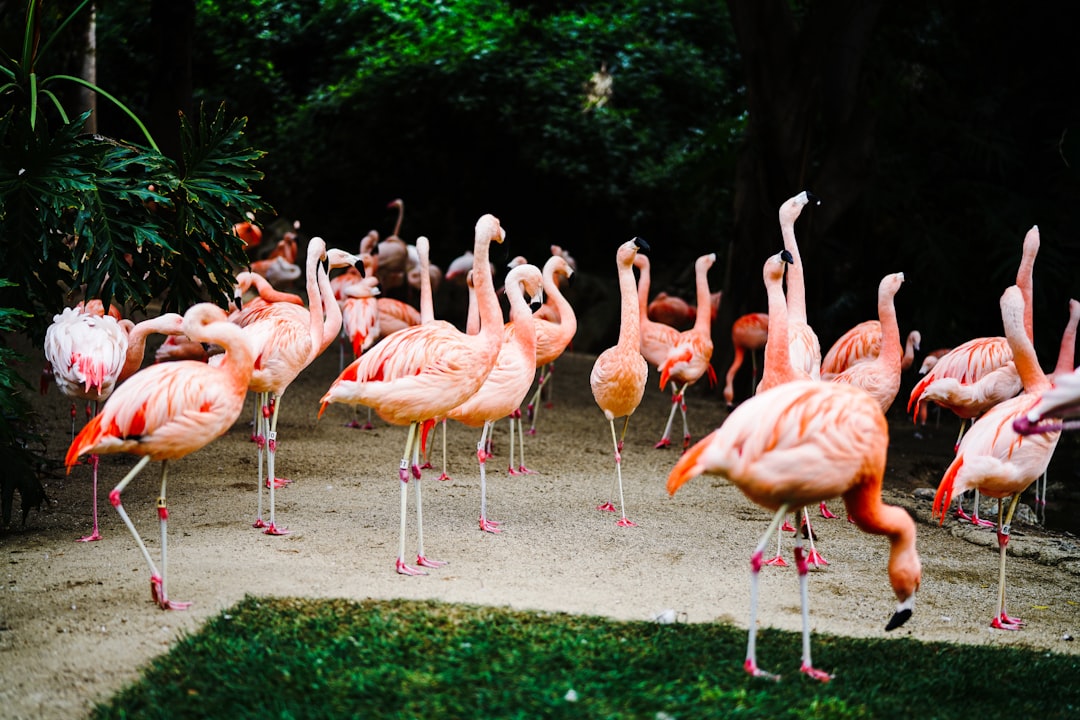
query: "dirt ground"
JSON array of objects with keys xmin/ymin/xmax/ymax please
[{"xmin": 3, "ymin": 342, "xmax": 1080, "ymax": 719}]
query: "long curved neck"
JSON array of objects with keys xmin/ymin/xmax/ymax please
[
  {"xmin": 876, "ymin": 284, "xmax": 902, "ymax": 368},
  {"xmin": 317, "ymin": 262, "xmax": 341, "ymax": 355},
  {"xmin": 692, "ymin": 260, "xmax": 713, "ymax": 333},
  {"xmin": 119, "ymin": 315, "xmax": 180, "ymax": 381},
  {"xmin": 1016, "ymin": 225, "xmax": 1039, "ymax": 342},
  {"xmin": 303, "ymin": 244, "xmax": 326, "ymax": 363},
  {"xmin": 507, "ymin": 279, "xmax": 537, "ymax": 356},
  {"xmin": 780, "ymin": 218, "xmax": 808, "ymax": 324},
  {"xmin": 194, "ymin": 316, "xmax": 254, "ymax": 393},
  {"xmin": 617, "ymin": 257, "xmax": 640, "ymax": 351},
  {"xmin": 418, "ymin": 238, "xmax": 434, "ymax": 324},
  {"xmin": 473, "ymin": 232, "xmax": 504, "ymax": 351},
  {"xmin": 1003, "ymin": 286, "xmax": 1049, "ymax": 394},
  {"xmin": 634, "ymin": 258, "xmax": 651, "ymax": 318},
  {"xmin": 1054, "ymin": 300, "xmax": 1080, "ymax": 376},
  {"xmin": 546, "ymin": 264, "xmax": 577, "ymax": 334},
  {"xmin": 763, "ymin": 268, "xmax": 792, "ymax": 382}
]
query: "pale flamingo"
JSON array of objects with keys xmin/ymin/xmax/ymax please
[
  {"xmin": 591, "ymin": 238, "xmax": 650, "ymax": 527},
  {"xmin": 319, "ymin": 214, "xmax": 507, "ymax": 575},
  {"xmin": 45, "ymin": 306, "xmax": 185, "ymax": 541},
  {"xmin": 248, "ymin": 256, "xmax": 301, "ymax": 287},
  {"xmin": 64, "ymin": 303, "xmax": 254, "ymax": 609},
  {"xmin": 933, "ymin": 285, "xmax": 1059, "ymax": 630},
  {"xmin": 910, "ymin": 225, "xmax": 1040, "ymax": 525},
  {"xmin": 667, "ymin": 380, "xmax": 921, "ymax": 681},
  {"xmin": 828, "ymin": 273, "xmax": 906, "ymax": 414},
  {"xmin": 655, "ymin": 253, "xmax": 718, "ymax": 450},
  {"xmin": 778, "ymin": 191, "xmax": 822, "ymax": 380},
  {"xmin": 1016, "ymin": 366, "xmax": 1080, "ymax": 433},
  {"xmin": 821, "ymin": 324, "xmax": 921, "ymax": 380},
  {"xmin": 722, "ymin": 312, "xmax": 768, "ymax": 407},
  {"xmin": 755, "ymin": 251, "xmax": 827, "ymax": 558},
  {"xmin": 374, "ymin": 198, "xmax": 409, "ymax": 294},
  {"xmin": 913, "ymin": 347, "xmax": 951, "ymax": 430},
  {"xmin": 447, "ymin": 263, "xmax": 544, "ymax": 532},
  {"xmin": 525, "ymin": 252, "xmax": 578, "ymax": 435},
  {"xmin": 647, "ymin": 291, "xmax": 695, "ymax": 330}
]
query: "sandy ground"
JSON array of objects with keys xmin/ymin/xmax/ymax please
[{"xmin": 3, "ymin": 344, "xmax": 1080, "ymax": 719}]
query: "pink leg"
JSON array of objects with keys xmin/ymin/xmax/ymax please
[{"xmin": 77, "ymin": 454, "xmax": 103, "ymax": 542}]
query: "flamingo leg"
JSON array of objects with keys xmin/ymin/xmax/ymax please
[
  {"xmin": 614, "ymin": 417, "xmax": 636, "ymax": 527},
  {"xmin": 655, "ymin": 386, "xmax": 680, "ymax": 449},
  {"xmin": 154, "ymin": 461, "xmax": 191, "ymax": 610},
  {"xmin": 437, "ymin": 418, "xmax": 452, "ymax": 481},
  {"xmin": 396, "ymin": 423, "xmax": 425, "ymax": 575},
  {"xmin": 253, "ymin": 391, "xmax": 268, "ymax": 528},
  {"xmin": 802, "ymin": 509, "xmax": 828, "ymax": 566},
  {"xmin": 991, "ymin": 494, "xmax": 1025, "ymax": 630},
  {"xmin": 412, "ymin": 429, "xmax": 447, "ymax": 569},
  {"xmin": 263, "ymin": 395, "xmax": 289, "ymax": 535},
  {"xmin": 678, "ymin": 388, "xmax": 691, "ymax": 451},
  {"xmin": 746, "ymin": 504, "xmax": 790, "ymax": 680},
  {"xmin": 794, "ymin": 525, "xmax": 832, "ymax": 682},
  {"xmin": 77, "ymin": 454, "xmax": 103, "ymax": 542},
  {"xmin": 478, "ymin": 421, "xmax": 501, "ymax": 533},
  {"xmin": 508, "ymin": 409, "xmax": 533, "ymax": 475}
]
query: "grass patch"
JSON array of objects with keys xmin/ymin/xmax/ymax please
[{"xmin": 92, "ymin": 596, "xmax": 1079, "ymax": 719}]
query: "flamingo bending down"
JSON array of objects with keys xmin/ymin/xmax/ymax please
[
  {"xmin": 934, "ymin": 285, "xmax": 1059, "ymax": 630},
  {"xmin": 64, "ymin": 303, "xmax": 254, "ymax": 609},
  {"xmin": 722, "ymin": 312, "xmax": 768, "ymax": 407},
  {"xmin": 655, "ymin": 253, "xmax": 718, "ymax": 450},
  {"xmin": 667, "ymin": 380, "xmax": 921, "ymax": 681},
  {"xmin": 524, "ymin": 251, "xmax": 578, "ymax": 435},
  {"xmin": 447, "ymin": 263, "xmax": 544, "ymax": 532},
  {"xmin": 591, "ymin": 238, "xmax": 650, "ymax": 526},
  {"xmin": 320, "ymin": 214, "xmax": 507, "ymax": 575},
  {"xmin": 45, "ymin": 306, "xmax": 185, "ymax": 541}
]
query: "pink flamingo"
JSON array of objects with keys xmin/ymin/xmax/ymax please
[
  {"xmin": 64, "ymin": 303, "xmax": 255, "ymax": 609},
  {"xmin": 667, "ymin": 379, "xmax": 921, "ymax": 681},
  {"xmin": 319, "ymin": 214, "xmax": 507, "ymax": 575},
  {"xmin": 910, "ymin": 225, "xmax": 1040, "ymax": 525},
  {"xmin": 722, "ymin": 312, "xmax": 768, "ymax": 407},
  {"xmin": 447, "ymin": 263, "xmax": 544, "ymax": 532},
  {"xmin": 934, "ymin": 285, "xmax": 1059, "ymax": 630},
  {"xmin": 778, "ymin": 191, "xmax": 822, "ymax": 380},
  {"xmin": 647, "ymin": 291, "xmax": 695, "ymax": 330},
  {"xmin": 591, "ymin": 238, "xmax": 650, "ymax": 527},
  {"xmin": 525, "ymin": 252, "xmax": 578, "ymax": 435},
  {"xmin": 45, "ymin": 306, "xmax": 184, "ymax": 541},
  {"xmin": 655, "ymin": 253, "xmax": 718, "ymax": 450},
  {"xmin": 633, "ymin": 253, "xmax": 681, "ymax": 374},
  {"xmin": 828, "ymin": 273, "xmax": 907, "ymax": 414},
  {"xmin": 821, "ymin": 324, "xmax": 921, "ymax": 380}
]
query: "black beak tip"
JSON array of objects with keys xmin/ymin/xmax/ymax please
[
  {"xmin": 780, "ymin": 249, "xmax": 794, "ymax": 263},
  {"xmin": 806, "ymin": 191, "xmax": 821, "ymax": 206},
  {"xmin": 355, "ymin": 260, "xmax": 365, "ymax": 278},
  {"xmin": 633, "ymin": 236, "xmax": 650, "ymax": 252},
  {"xmin": 233, "ymin": 296, "xmax": 243, "ymax": 311},
  {"xmin": 885, "ymin": 608, "xmax": 912, "ymax": 632}
]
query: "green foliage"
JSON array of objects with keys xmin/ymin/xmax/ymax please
[{"xmin": 91, "ymin": 596, "xmax": 1080, "ymax": 719}]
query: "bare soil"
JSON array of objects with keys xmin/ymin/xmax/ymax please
[{"xmin": 3, "ymin": 344, "xmax": 1080, "ymax": 719}]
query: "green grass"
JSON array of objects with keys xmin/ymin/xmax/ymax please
[{"xmin": 92, "ymin": 596, "xmax": 1079, "ymax": 719}]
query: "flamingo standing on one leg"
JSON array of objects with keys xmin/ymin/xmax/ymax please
[
  {"xmin": 591, "ymin": 238, "xmax": 650, "ymax": 527},
  {"xmin": 447, "ymin": 263, "xmax": 544, "ymax": 532},
  {"xmin": 64, "ymin": 303, "xmax": 255, "ymax": 609},
  {"xmin": 655, "ymin": 253, "xmax": 718, "ymax": 450},
  {"xmin": 524, "ymin": 251, "xmax": 578, "ymax": 435},
  {"xmin": 667, "ymin": 380, "xmax": 921, "ymax": 681},
  {"xmin": 320, "ymin": 214, "xmax": 507, "ymax": 575},
  {"xmin": 45, "ymin": 306, "xmax": 185, "ymax": 541},
  {"xmin": 934, "ymin": 285, "xmax": 1059, "ymax": 630},
  {"xmin": 722, "ymin": 312, "xmax": 768, "ymax": 407}
]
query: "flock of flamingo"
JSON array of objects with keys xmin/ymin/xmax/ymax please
[{"xmin": 43, "ymin": 193, "xmax": 1080, "ymax": 681}]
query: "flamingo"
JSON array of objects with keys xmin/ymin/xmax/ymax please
[
  {"xmin": 45, "ymin": 306, "xmax": 185, "ymax": 541},
  {"xmin": 655, "ymin": 253, "xmax": 718, "ymax": 450},
  {"xmin": 722, "ymin": 312, "xmax": 768, "ymax": 407},
  {"xmin": 778, "ymin": 191, "xmax": 822, "ymax": 381},
  {"xmin": 373, "ymin": 198, "xmax": 409, "ymax": 295},
  {"xmin": 64, "ymin": 303, "xmax": 255, "ymax": 609},
  {"xmin": 647, "ymin": 291, "xmax": 695, "ymax": 330},
  {"xmin": 755, "ymin": 251, "xmax": 826, "ymax": 561},
  {"xmin": 1016, "ymin": 365, "xmax": 1080, "ymax": 433},
  {"xmin": 248, "ymin": 256, "xmax": 301, "ymax": 288},
  {"xmin": 525, "ymin": 251, "xmax": 578, "ymax": 435},
  {"xmin": 828, "ymin": 273, "xmax": 906, "ymax": 414},
  {"xmin": 591, "ymin": 238, "xmax": 650, "ymax": 527},
  {"xmin": 633, "ymin": 253, "xmax": 681, "ymax": 373},
  {"xmin": 319, "ymin": 214, "xmax": 507, "ymax": 575},
  {"xmin": 447, "ymin": 263, "xmax": 544, "ymax": 532},
  {"xmin": 821, "ymin": 324, "xmax": 921, "ymax": 381},
  {"xmin": 667, "ymin": 380, "xmax": 920, "ymax": 681},
  {"xmin": 933, "ymin": 285, "xmax": 1059, "ymax": 630},
  {"xmin": 910, "ymin": 225, "xmax": 1040, "ymax": 525}
]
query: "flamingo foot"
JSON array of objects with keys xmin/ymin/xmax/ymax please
[
  {"xmin": 252, "ymin": 518, "xmax": 267, "ymax": 529},
  {"xmin": 682, "ymin": 434, "xmax": 692, "ymax": 451},
  {"xmin": 991, "ymin": 612, "xmax": 1025, "ymax": 630},
  {"xmin": 597, "ymin": 502, "xmax": 617, "ymax": 513},
  {"xmin": 654, "ymin": 438, "xmax": 672, "ymax": 449},
  {"xmin": 819, "ymin": 502, "xmax": 839, "ymax": 519},
  {"xmin": 509, "ymin": 465, "xmax": 535, "ymax": 476},
  {"xmin": 420, "ymin": 461, "xmax": 433, "ymax": 470},
  {"xmin": 76, "ymin": 530, "xmax": 102, "ymax": 543},
  {"xmin": 417, "ymin": 555, "xmax": 448, "ymax": 569},
  {"xmin": 150, "ymin": 576, "xmax": 191, "ymax": 610},
  {"xmin": 362, "ymin": 422, "xmax": 374, "ymax": 430},
  {"xmin": 344, "ymin": 420, "xmax": 363, "ymax": 429},
  {"xmin": 764, "ymin": 555, "xmax": 788, "ymax": 567},
  {"xmin": 262, "ymin": 523, "xmax": 290, "ymax": 536},
  {"xmin": 806, "ymin": 549, "xmax": 829, "ymax": 567},
  {"xmin": 526, "ymin": 403, "xmax": 535, "ymax": 421},
  {"xmin": 781, "ymin": 520, "xmax": 796, "ymax": 532},
  {"xmin": 800, "ymin": 663, "xmax": 833, "ymax": 682},
  {"xmin": 264, "ymin": 477, "xmax": 290, "ymax": 489},
  {"xmin": 437, "ymin": 472, "xmax": 452, "ymax": 482},
  {"xmin": 616, "ymin": 517, "xmax": 638, "ymax": 528},
  {"xmin": 526, "ymin": 428, "xmax": 538, "ymax": 436},
  {"xmin": 479, "ymin": 517, "xmax": 502, "ymax": 534},
  {"xmin": 744, "ymin": 659, "xmax": 780, "ymax": 682},
  {"xmin": 396, "ymin": 558, "xmax": 427, "ymax": 576},
  {"xmin": 544, "ymin": 401, "xmax": 554, "ymax": 409}
]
